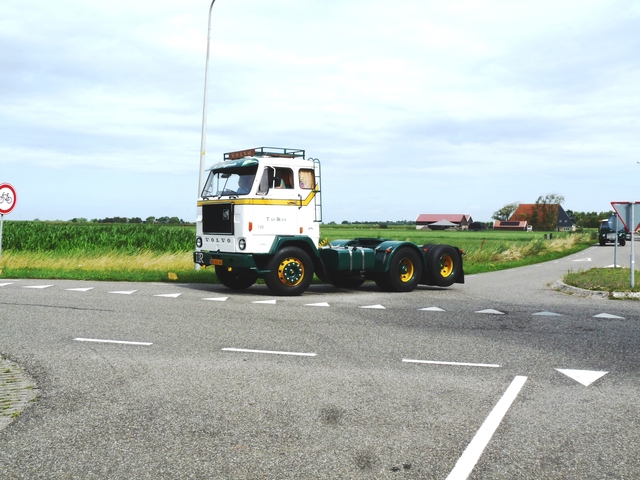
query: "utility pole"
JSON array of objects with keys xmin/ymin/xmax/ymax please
[{"xmin": 198, "ymin": 0, "xmax": 217, "ymax": 195}]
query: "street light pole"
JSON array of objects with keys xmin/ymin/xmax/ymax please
[{"xmin": 198, "ymin": 0, "xmax": 217, "ymax": 195}]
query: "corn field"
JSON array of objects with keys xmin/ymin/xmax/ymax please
[{"xmin": 2, "ymin": 222, "xmax": 194, "ymax": 254}]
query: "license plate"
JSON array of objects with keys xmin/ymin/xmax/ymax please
[{"xmin": 210, "ymin": 259, "xmax": 223, "ymax": 266}]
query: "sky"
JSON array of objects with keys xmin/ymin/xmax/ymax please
[{"xmin": 1, "ymin": 0, "xmax": 640, "ymax": 223}]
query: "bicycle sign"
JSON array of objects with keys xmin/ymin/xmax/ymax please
[{"xmin": 0, "ymin": 183, "xmax": 17, "ymax": 215}]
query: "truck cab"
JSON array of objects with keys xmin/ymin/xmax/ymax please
[{"xmin": 194, "ymin": 148, "xmax": 322, "ymax": 293}]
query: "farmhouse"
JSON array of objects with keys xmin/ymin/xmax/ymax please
[
  {"xmin": 415, "ymin": 214, "xmax": 473, "ymax": 230},
  {"xmin": 505, "ymin": 204, "xmax": 575, "ymax": 231}
]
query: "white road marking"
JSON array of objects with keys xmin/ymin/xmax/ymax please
[
  {"xmin": 573, "ymin": 258, "xmax": 592, "ymax": 262},
  {"xmin": 446, "ymin": 375, "xmax": 528, "ymax": 480},
  {"xmin": 154, "ymin": 293, "xmax": 182, "ymax": 298},
  {"xmin": 360, "ymin": 304, "xmax": 386, "ymax": 309},
  {"xmin": 202, "ymin": 297, "xmax": 228, "ymax": 301},
  {"xmin": 109, "ymin": 290, "xmax": 138, "ymax": 295},
  {"xmin": 556, "ymin": 369, "xmax": 608, "ymax": 386},
  {"xmin": 0, "ymin": 282, "xmax": 14, "ymax": 287},
  {"xmin": 65, "ymin": 287, "xmax": 94, "ymax": 292},
  {"xmin": 403, "ymin": 359, "xmax": 500, "ymax": 368},
  {"xmin": 305, "ymin": 302, "xmax": 330, "ymax": 307},
  {"xmin": 533, "ymin": 311, "xmax": 563, "ymax": 316},
  {"xmin": 23, "ymin": 285, "xmax": 53, "ymax": 289},
  {"xmin": 222, "ymin": 348, "xmax": 316, "ymax": 357},
  {"xmin": 475, "ymin": 309, "xmax": 505, "ymax": 315},
  {"xmin": 74, "ymin": 338, "xmax": 153, "ymax": 346},
  {"xmin": 419, "ymin": 306, "xmax": 445, "ymax": 311},
  {"xmin": 594, "ymin": 313, "xmax": 625, "ymax": 319},
  {"xmin": 253, "ymin": 299, "xmax": 277, "ymax": 304}
]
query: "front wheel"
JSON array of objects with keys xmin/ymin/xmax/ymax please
[
  {"xmin": 215, "ymin": 266, "xmax": 258, "ymax": 290},
  {"xmin": 264, "ymin": 247, "xmax": 314, "ymax": 296}
]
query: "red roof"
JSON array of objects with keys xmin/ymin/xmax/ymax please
[
  {"xmin": 509, "ymin": 204, "xmax": 558, "ymax": 222},
  {"xmin": 416, "ymin": 214, "xmax": 471, "ymax": 223}
]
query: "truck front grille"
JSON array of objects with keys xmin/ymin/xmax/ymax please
[{"xmin": 203, "ymin": 203, "xmax": 234, "ymax": 235}]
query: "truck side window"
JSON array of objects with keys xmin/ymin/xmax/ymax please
[
  {"xmin": 275, "ymin": 168, "xmax": 294, "ymax": 189},
  {"xmin": 299, "ymin": 169, "xmax": 314, "ymax": 189}
]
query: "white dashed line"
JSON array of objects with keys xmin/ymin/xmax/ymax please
[
  {"xmin": 305, "ymin": 302, "xmax": 330, "ymax": 307},
  {"xmin": 65, "ymin": 287, "xmax": 94, "ymax": 292},
  {"xmin": 419, "ymin": 306, "xmax": 445, "ymax": 311},
  {"xmin": 475, "ymin": 309, "xmax": 505, "ymax": 315},
  {"xmin": 0, "ymin": 282, "xmax": 14, "ymax": 287},
  {"xmin": 446, "ymin": 376, "xmax": 528, "ymax": 480},
  {"xmin": 109, "ymin": 290, "xmax": 138, "ymax": 295},
  {"xmin": 154, "ymin": 293, "xmax": 182, "ymax": 298},
  {"xmin": 74, "ymin": 338, "xmax": 153, "ymax": 346},
  {"xmin": 360, "ymin": 304, "xmax": 386, "ymax": 309},
  {"xmin": 403, "ymin": 359, "xmax": 500, "ymax": 368},
  {"xmin": 222, "ymin": 348, "xmax": 316, "ymax": 357},
  {"xmin": 533, "ymin": 311, "xmax": 563, "ymax": 316},
  {"xmin": 594, "ymin": 313, "xmax": 625, "ymax": 319},
  {"xmin": 23, "ymin": 285, "xmax": 53, "ymax": 289},
  {"xmin": 253, "ymin": 299, "xmax": 277, "ymax": 304},
  {"xmin": 203, "ymin": 297, "xmax": 228, "ymax": 301}
]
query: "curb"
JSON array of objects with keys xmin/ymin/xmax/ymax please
[
  {"xmin": 0, "ymin": 356, "xmax": 38, "ymax": 432},
  {"xmin": 552, "ymin": 280, "xmax": 640, "ymax": 300}
]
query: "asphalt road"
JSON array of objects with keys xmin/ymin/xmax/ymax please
[{"xmin": 0, "ymin": 243, "xmax": 638, "ymax": 479}]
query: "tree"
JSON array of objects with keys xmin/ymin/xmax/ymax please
[
  {"xmin": 492, "ymin": 202, "xmax": 520, "ymax": 221},
  {"xmin": 531, "ymin": 193, "xmax": 565, "ymax": 231}
]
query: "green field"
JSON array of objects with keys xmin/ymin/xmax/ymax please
[{"xmin": 0, "ymin": 221, "xmax": 594, "ymax": 283}]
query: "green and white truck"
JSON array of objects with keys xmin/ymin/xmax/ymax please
[{"xmin": 194, "ymin": 147, "xmax": 464, "ymax": 295}]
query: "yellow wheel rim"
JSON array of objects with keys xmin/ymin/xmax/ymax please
[
  {"xmin": 398, "ymin": 257, "xmax": 415, "ymax": 283},
  {"xmin": 440, "ymin": 254, "xmax": 454, "ymax": 277},
  {"xmin": 277, "ymin": 257, "xmax": 304, "ymax": 286}
]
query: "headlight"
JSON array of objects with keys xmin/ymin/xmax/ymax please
[
  {"xmin": 196, "ymin": 237, "xmax": 203, "ymax": 248},
  {"xmin": 238, "ymin": 238, "xmax": 246, "ymax": 251}
]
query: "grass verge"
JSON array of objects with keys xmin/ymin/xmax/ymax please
[
  {"xmin": 564, "ymin": 267, "xmax": 640, "ymax": 293},
  {"xmin": 0, "ymin": 251, "xmax": 218, "ymax": 284}
]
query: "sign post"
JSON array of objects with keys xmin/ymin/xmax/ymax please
[
  {"xmin": 0, "ymin": 183, "xmax": 18, "ymax": 258},
  {"xmin": 611, "ymin": 201, "xmax": 640, "ymax": 288}
]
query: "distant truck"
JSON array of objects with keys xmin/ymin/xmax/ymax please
[
  {"xmin": 598, "ymin": 214, "xmax": 627, "ymax": 246},
  {"xmin": 193, "ymin": 147, "xmax": 464, "ymax": 295}
]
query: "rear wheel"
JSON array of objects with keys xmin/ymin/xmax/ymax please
[
  {"xmin": 427, "ymin": 245, "xmax": 461, "ymax": 287},
  {"xmin": 215, "ymin": 266, "xmax": 258, "ymax": 290},
  {"xmin": 265, "ymin": 247, "xmax": 314, "ymax": 296},
  {"xmin": 377, "ymin": 247, "xmax": 422, "ymax": 292}
]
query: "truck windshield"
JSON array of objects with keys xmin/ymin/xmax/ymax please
[{"xmin": 202, "ymin": 167, "xmax": 257, "ymax": 198}]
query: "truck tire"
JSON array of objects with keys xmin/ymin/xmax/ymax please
[
  {"xmin": 620, "ymin": 238, "xmax": 626, "ymax": 246},
  {"xmin": 327, "ymin": 272, "xmax": 366, "ymax": 289},
  {"xmin": 265, "ymin": 247, "xmax": 314, "ymax": 296},
  {"xmin": 599, "ymin": 238, "xmax": 606, "ymax": 246},
  {"xmin": 215, "ymin": 266, "xmax": 258, "ymax": 290},
  {"xmin": 376, "ymin": 247, "xmax": 422, "ymax": 292},
  {"xmin": 427, "ymin": 245, "xmax": 461, "ymax": 287}
]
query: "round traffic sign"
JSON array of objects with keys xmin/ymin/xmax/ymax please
[{"xmin": 0, "ymin": 183, "xmax": 17, "ymax": 215}]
